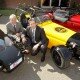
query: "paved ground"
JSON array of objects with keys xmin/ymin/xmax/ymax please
[{"xmin": 0, "ymin": 16, "xmax": 80, "ymax": 80}]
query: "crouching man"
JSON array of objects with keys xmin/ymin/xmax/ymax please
[
  {"xmin": 24, "ymin": 18, "xmax": 49, "ymax": 62},
  {"xmin": 6, "ymin": 14, "xmax": 29, "ymax": 53}
]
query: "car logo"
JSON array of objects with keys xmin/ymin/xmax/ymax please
[{"xmin": 55, "ymin": 27, "xmax": 67, "ymax": 33}]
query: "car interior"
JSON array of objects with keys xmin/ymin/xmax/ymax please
[{"xmin": 53, "ymin": 9, "xmax": 69, "ymax": 22}]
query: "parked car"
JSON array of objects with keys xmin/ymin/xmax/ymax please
[
  {"xmin": 15, "ymin": 6, "xmax": 80, "ymax": 32},
  {"xmin": 0, "ymin": 29, "xmax": 24, "ymax": 72},
  {"xmin": 16, "ymin": 7, "xmax": 80, "ymax": 69},
  {"xmin": 53, "ymin": 9, "xmax": 80, "ymax": 32},
  {"xmin": 15, "ymin": 6, "xmax": 53, "ymax": 28},
  {"xmin": 31, "ymin": 15, "xmax": 80, "ymax": 69}
]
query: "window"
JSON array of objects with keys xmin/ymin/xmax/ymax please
[
  {"xmin": 41, "ymin": 0, "xmax": 51, "ymax": 7},
  {"xmin": 51, "ymin": 0, "xmax": 59, "ymax": 7},
  {"xmin": 42, "ymin": 0, "xmax": 50, "ymax": 6},
  {"xmin": 41, "ymin": 0, "xmax": 69, "ymax": 7},
  {"xmin": 60, "ymin": 0, "xmax": 69, "ymax": 7}
]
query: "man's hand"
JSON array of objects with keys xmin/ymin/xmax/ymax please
[
  {"xmin": 32, "ymin": 43, "xmax": 40, "ymax": 51},
  {"xmin": 22, "ymin": 37, "xmax": 26, "ymax": 44},
  {"xmin": 16, "ymin": 33, "xmax": 21, "ymax": 37},
  {"xmin": 16, "ymin": 36, "xmax": 20, "ymax": 42},
  {"xmin": 41, "ymin": 45, "xmax": 45, "ymax": 49},
  {"xmin": 22, "ymin": 49, "xmax": 29, "ymax": 54}
]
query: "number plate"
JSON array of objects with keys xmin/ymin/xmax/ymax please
[{"xmin": 10, "ymin": 57, "xmax": 22, "ymax": 70}]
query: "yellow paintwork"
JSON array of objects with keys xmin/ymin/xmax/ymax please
[
  {"xmin": 20, "ymin": 13, "xmax": 76, "ymax": 49},
  {"xmin": 38, "ymin": 20, "xmax": 76, "ymax": 48},
  {"xmin": 25, "ymin": 14, "xmax": 31, "ymax": 18}
]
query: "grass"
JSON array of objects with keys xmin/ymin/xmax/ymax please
[{"xmin": 0, "ymin": 9, "xmax": 15, "ymax": 16}]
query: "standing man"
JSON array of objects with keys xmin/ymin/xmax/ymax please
[
  {"xmin": 25, "ymin": 18, "xmax": 49, "ymax": 62},
  {"xmin": 6, "ymin": 14, "xmax": 29, "ymax": 53}
]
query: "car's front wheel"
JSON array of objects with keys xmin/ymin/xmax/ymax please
[{"xmin": 51, "ymin": 45, "xmax": 72, "ymax": 69}]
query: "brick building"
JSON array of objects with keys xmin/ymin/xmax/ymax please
[
  {"xmin": 1, "ymin": 0, "xmax": 80, "ymax": 9},
  {"xmin": 3, "ymin": 0, "xmax": 40, "ymax": 8}
]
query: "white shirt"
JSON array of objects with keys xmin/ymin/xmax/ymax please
[{"xmin": 32, "ymin": 28, "xmax": 36, "ymax": 43}]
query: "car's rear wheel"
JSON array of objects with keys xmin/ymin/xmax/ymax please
[{"xmin": 51, "ymin": 46, "xmax": 72, "ymax": 69}]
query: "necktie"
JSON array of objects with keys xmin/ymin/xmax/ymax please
[{"xmin": 14, "ymin": 25, "xmax": 16, "ymax": 33}]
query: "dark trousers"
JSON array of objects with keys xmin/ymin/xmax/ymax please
[{"xmin": 31, "ymin": 43, "xmax": 47, "ymax": 57}]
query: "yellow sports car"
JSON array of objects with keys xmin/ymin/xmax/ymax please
[
  {"xmin": 33, "ymin": 15, "xmax": 80, "ymax": 69},
  {"xmin": 16, "ymin": 10, "xmax": 80, "ymax": 69}
]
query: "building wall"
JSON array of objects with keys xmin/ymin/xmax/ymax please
[
  {"xmin": 4, "ymin": 0, "xmax": 80, "ymax": 9},
  {"xmin": 5, "ymin": 0, "xmax": 40, "ymax": 8}
]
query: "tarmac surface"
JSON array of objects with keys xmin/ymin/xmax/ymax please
[{"xmin": 0, "ymin": 16, "xmax": 80, "ymax": 80}]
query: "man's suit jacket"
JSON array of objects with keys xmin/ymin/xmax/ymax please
[
  {"xmin": 6, "ymin": 22, "xmax": 23, "ymax": 35},
  {"xmin": 25, "ymin": 26, "xmax": 49, "ymax": 46}
]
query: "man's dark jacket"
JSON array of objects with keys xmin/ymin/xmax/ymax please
[{"xmin": 24, "ymin": 26, "xmax": 49, "ymax": 46}]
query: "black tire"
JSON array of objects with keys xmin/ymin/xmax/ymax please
[
  {"xmin": 2, "ymin": 68, "xmax": 8, "ymax": 72},
  {"xmin": 0, "ymin": 62, "xmax": 3, "ymax": 71},
  {"xmin": 2, "ymin": 65, "xmax": 9, "ymax": 73},
  {"xmin": 51, "ymin": 45, "xmax": 72, "ymax": 69}
]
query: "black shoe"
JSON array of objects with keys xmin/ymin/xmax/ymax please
[
  {"xmin": 74, "ymin": 54, "xmax": 80, "ymax": 60},
  {"xmin": 41, "ymin": 56, "xmax": 45, "ymax": 62}
]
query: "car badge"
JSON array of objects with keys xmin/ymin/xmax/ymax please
[{"xmin": 55, "ymin": 27, "xmax": 67, "ymax": 33}]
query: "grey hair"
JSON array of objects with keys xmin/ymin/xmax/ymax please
[{"xmin": 9, "ymin": 14, "xmax": 16, "ymax": 20}]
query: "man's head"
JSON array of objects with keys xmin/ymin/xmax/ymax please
[
  {"xmin": 9, "ymin": 14, "xmax": 17, "ymax": 24},
  {"xmin": 28, "ymin": 18, "xmax": 37, "ymax": 29}
]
